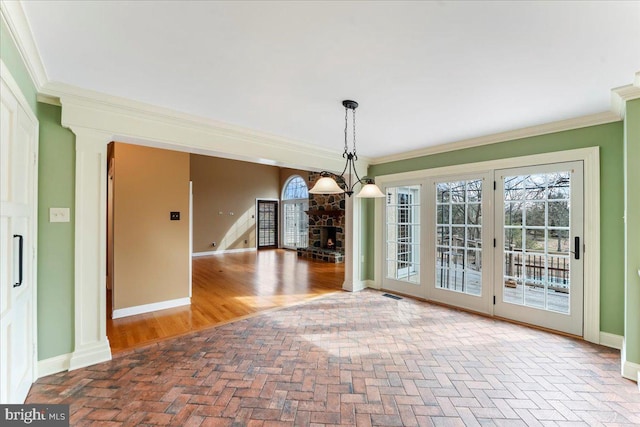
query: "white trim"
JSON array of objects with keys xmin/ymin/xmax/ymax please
[
  {"xmin": 112, "ymin": 297, "xmax": 191, "ymax": 320},
  {"xmin": 374, "ymin": 147, "xmax": 600, "ymax": 343},
  {"xmin": 622, "ymin": 339, "xmax": 640, "ymax": 383},
  {"xmin": 37, "ymin": 353, "xmax": 71, "ymax": 378},
  {"xmin": 364, "ymin": 280, "xmax": 377, "ymax": 289},
  {"xmin": 193, "ymin": 248, "xmax": 257, "ymax": 257},
  {"xmin": 1, "ymin": 58, "xmax": 39, "ymax": 400},
  {"xmin": 43, "ymin": 81, "xmax": 370, "ymax": 174},
  {"xmin": 599, "ymin": 332, "xmax": 624, "ymax": 350},
  {"xmin": 369, "ymin": 112, "xmax": 619, "ymax": 165},
  {"xmin": 0, "ymin": 0, "xmax": 48, "ymax": 90},
  {"xmin": 68, "ymin": 128, "xmax": 112, "ymax": 371}
]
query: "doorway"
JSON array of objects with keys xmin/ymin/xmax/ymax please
[
  {"xmin": 494, "ymin": 162, "xmax": 584, "ymax": 336},
  {"xmin": 257, "ymin": 200, "xmax": 278, "ymax": 249}
]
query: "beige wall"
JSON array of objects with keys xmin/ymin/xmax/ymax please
[
  {"xmin": 112, "ymin": 143, "xmax": 191, "ymax": 310},
  {"xmin": 190, "ymin": 154, "xmax": 283, "ymax": 253}
]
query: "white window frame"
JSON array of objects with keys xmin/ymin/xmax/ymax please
[
  {"xmin": 373, "ymin": 147, "xmax": 600, "ymax": 343},
  {"xmin": 281, "ymin": 175, "xmax": 309, "ymax": 250}
]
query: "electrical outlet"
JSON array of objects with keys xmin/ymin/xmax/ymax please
[
  {"xmin": 212, "ymin": 242, "xmax": 216, "ymax": 247},
  {"xmin": 244, "ymin": 240, "xmax": 248, "ymax": 244},
  {"xmin": 170, "ymin": 211, "xmax": 180, "ymax": 220}
]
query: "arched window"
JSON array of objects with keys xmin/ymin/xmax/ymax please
[{"xmin": 282, "ymin": 175, "xmax": 309, "ymax": 249}]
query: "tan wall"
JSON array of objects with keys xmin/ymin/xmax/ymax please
[
  {"xmin": 112, "ymin": 143, "xmax": 190, "ymax": 310},
  {"xmin": 190, "ymin": 155, "xmax": 281, "ymax": 253}
]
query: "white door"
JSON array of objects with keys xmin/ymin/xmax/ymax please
[
  {"xmin": 494, "ymin": 162, "xmax": 583, "ymax": 336},
  {"xmin": 1, "ymin": 71, "xmax": 38, "ymax": 403},
  {"xmin": 427, "ymin": 173, "xmax": 493, "ymax": 314},
  {"xmin": 382, "ymin": 184, "xmax": 424, "ymax": 297}
]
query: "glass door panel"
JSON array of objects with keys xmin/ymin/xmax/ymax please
[
  {"xmin": 495, "ymin": 162, "xmax": 583, "ymax": 336},
  {"xmin": 435, "ymin": 179, "xmax": 483, "ymax": 296},
  {"xmin": 427, "ymin": 174, "xmax": 493, "ymax": 314},
  {"xmin": 382, "ymin": 184, "xmax": 423, "ymax": 296}
]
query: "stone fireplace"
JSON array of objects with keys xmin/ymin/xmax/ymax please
[{"xmin": 297, "ymin": 172, "xmax": 345, "ymax": 263}]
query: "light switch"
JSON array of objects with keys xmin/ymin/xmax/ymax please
[{"xmin": 50, "ymin": 207, "xmax": 70, "ymax": 223}]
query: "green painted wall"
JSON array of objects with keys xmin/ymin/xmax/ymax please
[
  {"xmin": 36, "ymin": 103, "xmax": 75, "ymax": 359},
  {"xmin": 624, "ymin": 98, "xmax": 640, "ymax": 364},
  {"xmin": 2, "ymin": 19, "xmax": 77, "ymax": 360},
  {"xmin": 368, "ymin": 122, "xmax": 625, "ymax": 336}
]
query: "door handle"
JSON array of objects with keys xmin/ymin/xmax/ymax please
[
  {"xmin": 572, "ymin": 236, "xmax": 580, "ymax": 260},
  {"xmin": 13, "ymin": 234, "xmax": 23, "ymax": 287}
]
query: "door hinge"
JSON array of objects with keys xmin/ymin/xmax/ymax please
[
  {"xmin": 493, "ymin": 295, "xmax": 496, "ymax": 305},
  {"xmin": 493, "ymin": 181, "xmax": 496, "ymax": 190},
  {"xmin": 493, "ymin": 238, "xmax": 496, "ymax": 248}
]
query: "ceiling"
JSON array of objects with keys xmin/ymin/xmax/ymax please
[{"xmin": 20, "ymin": 1, "xmax": 640, "ymax": 158}]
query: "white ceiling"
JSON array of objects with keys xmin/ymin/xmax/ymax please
[{"xmin": 21, "ymin": 1, "xmax": 640, "ymax": 158}]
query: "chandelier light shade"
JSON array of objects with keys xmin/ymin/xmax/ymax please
[{"xmin": 309, "ymin": 100, "xmax": 385, "ymax": 198}]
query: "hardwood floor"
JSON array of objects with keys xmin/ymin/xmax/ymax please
[{"xmin": 106, "ymin": 249, "xmax": 344, "ymax": 352}]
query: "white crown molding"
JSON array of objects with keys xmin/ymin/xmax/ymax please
[
  {"xmin": 611, "ymin": 71, "xmax": 640, "ymax": 119},
  {"xmin": 41, "ymin": 81, "xmax": 372, "ymax": 173},
  {"xmin": 0, "ymin": 0, "xmax": 48, "ymax": 90},
  {"xmin": 369, "ymin": 111, "xmax": 619, "ymax": 165}
]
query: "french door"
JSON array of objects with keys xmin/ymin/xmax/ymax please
[
  {"xmin": 1, "ymin": 71, "xmax": 38, "ymax": 403},
  {"xmin": 382, "ymin": 184, "xmax": 423, "ymax": 297},
  {"xmin": 282, "ymin": 201, "xmax": 308, "ymax": 249},
  {"xmin": 257, "ymin": 200, "xmax": 278, "ymax": 249},
  {"xmin": 494, "ymin": 162, "xmax": 583, "ymax": 336},
  {"xmin": 427, "ymin": 173, "xmax": 493, "ymax": 314},
  {"xmin": 379, "ymin": 160, "xmax": 585, "ymax": 336}
]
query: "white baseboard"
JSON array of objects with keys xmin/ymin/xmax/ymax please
[
  {"xmin": 112, "ymin": 297, "xmax": 191, "ymax": 319},
  {"xmin": 621, "ymin": 338, "xmax": 640, "ymax": 383},
  {"xmin": 38, "ymin": 353, "xmax": 72, "ymax": 378},
  {"xmin": 343, "ymin": 280, "xmax": 367, "ymax": 292},
  {"xmin": 599, "ymin": 332, "xmax": 624, "ymax": 350},
  {"xmin": 193, "ymin": 248, "xmax": 256, "ymax": 257},
  {"xmin": 69, "ymin": 340, "xmax": 112, "ymax": 371},
  {"xmin": 364, "ymin": 280, "xmax": 376, "ymax": 289},
  {"xmin": 622, "ymin": 360, "xmax": 640, "ymax": 383}
]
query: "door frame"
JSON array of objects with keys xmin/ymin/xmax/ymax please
[
  {"xmin": 255, "ymin": 198, "xmax": 279, "ymax": 249},
  {"xmin": 1, "ymin": 60, "xmax": 39, "ymax": 398},
  {"xmin": 374, "ymin": 147, "xmax": 600, "ymax": 343}
]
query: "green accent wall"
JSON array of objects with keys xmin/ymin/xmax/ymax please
[
  {"xmin": 368, "ymin": 122, "xmax": 625, "ymax": 336},
  {"xmin": 2, "ymin": 19, "xmax": 77, "ymax": 360},
  {"xmin": 36, "ymin": 103, "xmax": 75, "ymax": 359},
  {"xmin": 624, "ymin": 98, "xmax": 640, "ymax": 364}
]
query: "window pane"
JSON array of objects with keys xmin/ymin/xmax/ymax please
[
  {"xmin": 434, "ymin": 179, "xmax": 483, "ymax": 295},
  {"xmin": 386, "ymin": 185, "xmax": 420, "ymax": 284}
]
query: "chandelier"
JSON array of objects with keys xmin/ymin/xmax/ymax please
[{"xmin": 309, "ymin": 100, "xmax": 385, "ymax": 198}]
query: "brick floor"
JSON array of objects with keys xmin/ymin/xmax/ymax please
[{"xmin": 27, "ymin": 290, "xmax": 640, "ymax": 426}]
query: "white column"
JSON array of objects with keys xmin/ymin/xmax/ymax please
[
  {"xmin": 342, "ymin": 193, "xmax": 366, "ymax": 292},
  {"xmin": 68, "ymin": 127, "xmax": 112, "ymax": 370}
]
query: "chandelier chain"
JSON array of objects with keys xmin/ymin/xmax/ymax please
[
  {"xmin": 352, "ymin": 108, "xmax": 356, "ymax": 157},
  {"xmin": 344, "ymin": 107, "xmax": 348, "ymax": 154}
]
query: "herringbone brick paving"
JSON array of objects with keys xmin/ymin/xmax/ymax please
[{"xmin": 27, "ymin": 290, "xmax": 640, "ymax": 426}]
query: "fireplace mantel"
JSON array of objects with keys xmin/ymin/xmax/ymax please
[{"xmin": 306, "ymin": 209, "xmax": 344, "ymax": 217}]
